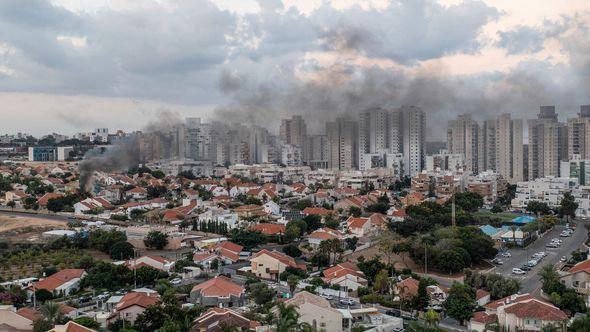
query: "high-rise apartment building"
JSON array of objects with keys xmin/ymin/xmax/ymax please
[
  {"xmin": 528, "ymin": 106, "xmax": 567, "ymax": 179},
  {"xmin": 568, "ymin": 105, "xmax": 590, "ymax": 159},
  {"xmin": 359, "ymin": 108, "xmax": 390, "ymax": 156},
  {"xmin": 481, "ymin": 119, "xmax": 496, "ymax": 172},
  {"xmin": 306, "ymin": 135, "xmax": 329, "ymax": 169},
  {"xmin": 326, "ymin": 117, "xmax": 358, "ymax": 170},
  {"xmin": 496, "ymin": 114, "xmax": 524, "ymax": 183},
  {"xmin": 399, "ymin": 106, "xmax": 426, "ymax": 177},
  {"xmin": 447, "ymin": 114, "xmax": 481, "ymax": 173},
  {"xmin": 279, "ymin": 115, "xmax": 307, "ymax": 165}
]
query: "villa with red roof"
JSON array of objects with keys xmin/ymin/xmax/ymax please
[
  {"xmin": 250, "ymin": 223, "xmax": 285, "ymax": 236},
  {"xmin": 560, "ymin": 258, "xmax": 590, "ymax": 307},
  {"xmin": 469, "ymin": 293, "xmax": 567, "ymax": 332},
  {"xmin": 346, "ymin": 217, "xmax": 371, "ymax": 237},
  {"xmin": 191, "ymin": 307, "xmax": 260, "ymax": 332},
  {"xmin": 107, "ymin": 291, "xmax": 160, "ymax": 325},
  {"xmin": 322, "ymin": 262, "xmax": 367, "ymax": 291},
  {"xmin": 308, "ymin": 228, "xmax": 345, "ymax": 248},
  {"xmin": 190, "ymin": 276, "xmax": 246, "ymax": 308},
  {"xmin": 30, "ymin": 269, "xmax": 86, "ymax": 297},
  {"xmin": 37, "ymin": 192, "xmax": 64, "ymax": 207},
  {"xmin": 250, "ymin": 249, "xmax": 306, "ymax": 280},
  {"xmin": 127, "ymin": 255, "xmax": 175, "ymax": 272}
]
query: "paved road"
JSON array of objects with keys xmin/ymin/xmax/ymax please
[{"xmin": 490, "ymin": 222, "xmax": 588, "ymax": 295}]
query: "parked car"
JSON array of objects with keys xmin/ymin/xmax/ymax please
[
  {"xmin": 546, "ymin": 243, "xmax": 559, "ymax": 248},
  {"xmin": 527, "ymin": 260, "xmax": 538, "ymax": 267},
  {"xmin": 520, "ymin": 265, "xmax": 532, "ymax": 271},
  {"xmin": 501, "ymin": 252, "xmax": 512, "ymax": 258},
  {"xmin": 560, "ymin": 256, "xmax": 567, "ymax": 262},
  {"xmin": 512, "ymin": 268, "xmax": 526, "ymax": 275},
  {"xmin": 320, "ymin": 294, "xmax": 333, "ymax": 300},
  {"xmin": 491, "ymin": 258, "xmax": 504, "ymax": 265},
  {"xmin": 170, "ymin": 278, "xmax": 182, "ymax": 285},
  {"xmin": 340, "ymin": 298, "xmax": 355, "ymax": 306},
  {"xmin": 560, "ymin": 231, "xmax": 570, "ymax": 237}
]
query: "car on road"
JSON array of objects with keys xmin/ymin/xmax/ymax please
[
  {"xmin": 527, "ymin": 260, "xmax": 538, "ymax": 267},
  {"xmin": 501, "ymin": 252, "xmax": 512, "ymax": 258},
  {"xmin": 340, "ymin": 298, "xmax": 355, "ymax": 306},
  {"xmin": 560, "ymin": 231, "xmax": 571, "ymax": 237},
  {"xmin": 512, "ymin": 268, "xmax": 526, "ymax": 275},
  {"xmin": 170, "ymin": 278, "xmax": 182, "ymax": 285},
  {"xmin": 560, "ymin": 256, "xmax": 568, "ymax": 262},
  {"xmin": 520, "ymin": 265, "xmax": 532, "ymax": 271},
  {"xmin": 385, "ymin": 309, "xmax": 401, "ymax": 317},
  {"xmin": 491, "ymin": 258, "xmax": 504, "ymax": 265},
  {"xmin": 546, "ymin": 242, "xmax": 559, "ymax": 248},
  {"xmin": 320, "ymin": 294, "xmax": 333, "ymax": 300}
]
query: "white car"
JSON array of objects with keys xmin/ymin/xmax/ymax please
[
  {"xmin": 340, "ymin": 298, "xmax": 355, "ymax": 305},
  {"xmin": 512, "ymin": 268, "xmax": 526, "ymax": 275},
  {"xmin": 501, "ymin": 252, "xmax": 512, "ymax": 258},
  {"xmin": 560, "ymin": 232, "xmax": 570, "ymax": 237},
  {"xmin": 527, "ymin": 260, "xmax": 538, "ymax": 267},
  {"xmin": 320, "ymin": 294, "xmax": 333, "ymax": 300},
  {"xmin": 560, "ymin": 256, "xmax": 567, "ymax": 262},
  {"xmin": 170, "ymin": 278, "xmax": 182, "ymax": 285}
]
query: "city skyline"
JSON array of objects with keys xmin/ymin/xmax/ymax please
[{"xmin": 1, "ymin": 0, "xmax": 590, "ymax": 138}]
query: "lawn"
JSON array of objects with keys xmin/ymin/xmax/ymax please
[{"xmin": 474, "ymin": 210, "xmax": 522, "ymax": 223}]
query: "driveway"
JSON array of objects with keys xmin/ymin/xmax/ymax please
[{"xmin": 489, "ymin": 222, "xmax": 588, "ymax": 296}]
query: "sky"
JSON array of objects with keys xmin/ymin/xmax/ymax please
[{"xmin": 1, "ymin": 0, "xmax": 590, "ymax": 138}]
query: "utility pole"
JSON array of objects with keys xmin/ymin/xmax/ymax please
[{"xmin": 451, "ymin": 184, "xmax": 456, "ymax": 227}]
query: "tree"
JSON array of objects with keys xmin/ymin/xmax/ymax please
[
  {"xmin": 345, "ymin": 237, "xmax": 359, "ymax": 252},
  {"xmin": 274, "ymin": 302, "xmax": 301, "ymax": 332},
  {"xmin": 134, "ymin": 305, "xmax": 167, "ymax": 332},
  {"xmin": 373, "ymin": 269, "xmax": 390, "ymax": 294},
  {"xmin": 349, "ymin": 206, "xmax": 362, "ymax": 217},
  {"xmin": 539, "ymin": 265, "xmax": 562, "ymax": 295},
  {"xmin": 74, "ymin": 316, "xmax": 101, "ymax": 329},
  {"xmin": 569, "ymin": 315, "xmax": 590, "ymax": 331},
  {"xmin": 526, "ymin": 200, "xmax": 551, "ymax": 216},
  {"xmin": 33, "ymin": 319, "xmax": 53, "ymax": 332},
  {"xmin": 110, "ymin": 241, "xmax": 135, "ymax": 260},
  {"xmin": 34, "ymin": 289, "xmax": 54, "ymax": 303},
  {"xmin": 452, "ymin": 192, "xmax": 484, "ymax": 212},
  {"xmin": 443, "ymin": 283, "xmax": 475, "ymax": 325},
  {"xmin": 357, "ymin": 256, "xmax": 386, "ymax": 285},
  {"xmin": 248, "ymin": 282, "xmax": 275, "ymax": 306},
  {"xmin": 560, "ymin": 192, "xmax": 578, "ymax": 221},
  {"xmin": 283, "ymin": 244, "xmax": 302, "ymax": 258},
  {"xmin": 319, "ymin": 238, "xmax": 343, "ymax": 265},
  {"xmin": 143, "ymin": 231, "xmax": 169, "ymax": 250},
  {"xmin": 210, "ymin": 258, "xmax": 219, "ymax": 271},
  {"xmin": 412, "ymin": 279, "xmax": 430, "ymax": 311},
  {"xmin": 424, "ymin": 309, "xmax": 441, "ymax": 327},
  {"xmin": 490, "ymin": 204, "xmax": 503, "ymax": 214},
  {"xmin": 434, "ymin": 250, "xmax": 466, "ymax": 274},
  {"xmin": 40, "ymin": 301, "xmax": 64, "ymax": 326},
  {"xmin": 287, "ymin": 275, "xmax": 300, "ymax": 295},
  {"xmin": 302, "ymin": 214, "xmax": 322, "ymax": 232}
]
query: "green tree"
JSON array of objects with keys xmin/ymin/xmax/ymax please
[
  {"xmin": 274, "ymin": 302, "xmax": 300, "ymax": 332},
  {"xmin": 40, "ymin": 301, "xmax": 64, "ymax": 325},
  {"xmin": 33, "ymin": 319, "xmax": 54, "ymax": 332},
  {"xmin": 569, "ymin": 315, "xmax": 590, "ymax": 331},
  {"xmin": 283, "ymin": 244, "xmax": 302, "ymax": 258},
  {"xmin": 443, "ymin": 283, "xmax": 475, "ymax": 325},
  {"xmin": 424, "ymin": 309, "xmax": 441, "ymax": 327},
  {"xmin": 34, "ymin": 289, "xmax": 54, "ymax": 303},
  {"xmin": 74, "ymin": 316, "xmax": 101, "ymax": 329},
  {"xmin": 287, "ymin": 275, "xmax": 300, "ymax": 295},
  {"xmin": 248, "ymin": 282, "xmax": 275, "ymax": 306},
  {"xmin": 143, "ymin": 231, "xmax": 169, "ymax": 250},
  {"xmin": 7, "ymin": 201, "xmax": 15, "ymax": 210},
  {"xmin": 560, "ymin": 192, "xmax": 578, "ymax": 221},
  {"xmin": 452, "ymin": 192, "xmax": 484, "ymax": 212},
  {"xmin": 110, "ymin": 241, "xmax": 135, "ymax": 260},
  {"xmin": 345, "ymin": 237, "xmax": 359, "ymax": 252},
  {"xmin": 373, "ymin": 269, "xmax": 390, "ymax": 294},
  {"xmin": 349, "ymin": 206, "xmax": 362, "ymax": 217},
  {"xmin": 412, "ymin": 279, "xmax": 430, "ymax": 311},
  {"xmin": 539, "ymin": 265, "xmax": 563, "ymax": 295}
]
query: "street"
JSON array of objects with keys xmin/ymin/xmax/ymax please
[
  {"xmin": 491, "ymin": 223, "xmax": 588, "ymax": 295},
  {"xmin": 0, "ymin": 209, "xmax": 72, "ymax": 222}
]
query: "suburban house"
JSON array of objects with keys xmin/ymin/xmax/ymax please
[
  {"xmin": 560, "ymin": 258, "xmax": 590, "ymax": 307},
  {"xmin": 50, "ymin": 321, "xmax": 96, "ymax": 332},
  {"xmin": 250, "ymin": 249, "xmax": 306, "ymax": 280},
  {"xmin": 250, "ymin": 223, "xmax": 285, "ymax": 236},
  {"xmin": 308, "ymin": 228, "xmax": 345, "ymax": 248},
  {"xmin": 127, "ymin": 255, "xmax": 175, "ymax": 272},
  {"xmin": 346, "ymin": 217, "xmax": 371, "ymax": 237},
  {"xmin": 190, "ymin": 276, "xmax": 246, "ymax": 308},
  {"xmin": 469, "ymin": 293, "xmax": 568, "ymax": 332},
  {"xmin": 0, "ymin": 306, "xmax": 34, "ymax": 331},
  {"xmin": 322, "ymin": 262, "xmax": 368, "ymax": 291},
  {"xmin": 281, "ymin": 291, "xmax": 344, "ymax": 332},
  {"xmin": 31, "ymin": 269, "xmax": 86, "ymax": 297},
  {"xmin": 476, "ymin": 289, "xmax": 491, "ymax": 307},
  {"xmin": 190, "ymin": 307, "xmax": 260, "ymax": 332},
  {"xmin": 107, "ymin": 291, "xmax": 160, "ymax": 325}
]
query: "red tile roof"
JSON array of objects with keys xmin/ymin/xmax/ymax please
[
  {"xmin": 472, "ymin": 312, "xmax": 497, "ymax": 324},
  {"xmin": 396, "ymin": 277, "xmax": 419, "ymax": 300},
  {"xmin": 347, "ymin": 217, "xmax": 369, "ymax": 229},
  {"xmin": 34, "ymin": 269, "xmax": 85, "ymax": 292},
  {"xmin": 504, "ymin": 299, "xmax": 567, "ymax": 321},
  {"xmin": 37, "ymin": 193, "xmax": 64, "ymax": 206},
  {"xmin": 485, "ymin": 294, "xmax": 534, "ymax": 310},
  {"xmin": 251, "ymin": 223, "xmax": 285, "ymax": 235},
  {"xmin": 476, "ymin": 289, "xmax": 490, "ymax": 300},
  {"xmin": 191, "ymin": 276, "xmax": 245, "ymax": 298},
  {"xmin": 302, "ymin": 207, "xmax": 335, "ymax": 216},
  {"xmin": 253, "ymin": 249, "xmax": 306, "ymax": 270},
  {"xmin": 323, "ymin": 263, "xmax": 364, "ymax": 281},
  {"xmin": 116, "ymin": 292, "xmax": 159, "ymax": 311},
  {"xmin": 567, "ymin": 258, "xmax": 590, "ymax": 274}
]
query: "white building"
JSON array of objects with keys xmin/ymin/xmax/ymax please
[{"xmin": 511, "ymin": 176, "xmax": 577, "ymax": 209}]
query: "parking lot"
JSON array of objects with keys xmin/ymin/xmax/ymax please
[{"xmin": 490, "ymin": 223, "xmax": 587, "ymax": 295}]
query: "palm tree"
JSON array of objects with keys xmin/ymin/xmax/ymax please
[
  {"xmin": 40, "ymin": 301, "xmax": 63, "ymax": 325},
  {"xmin": 538, "ymin": 265, "xmax": 559, "ymax": 293},
  {"xmin": 287, "ymin": 275, "xmax": 300, "ymax": 296},
  {"xmin": 274, "ymin": 302, "xmax": 300, "ymax": 332}
]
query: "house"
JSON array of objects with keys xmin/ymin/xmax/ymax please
[
  {"xmin": 302, "ymin": 207, "xmax": 335, "ymax": 219},
  {"xmin": 5, "ymin": 190, "xmax": 28, "ymax": 205},
  {"xmin": 234, "ymin": 204, "xmax": 266, "ymax": 218},
  {"xmin": 322, "ymin": 262, "xmax": 368, "ymax": 291},
  {"xmin": 346, "ymin": 217, "xmax": 371, "ymax": 237},
  {"xmin": 50, "ymin": 321, "xmax": 96, "ymax": 332},
  {"xmin": 190, "ymin": 276, "xmax": 246, "ymax": 308},
  {"xmin": 469, "ymin": 293, "xmax": 568, "ymax": 332},
  {"xmin": 476, "ymin": 289, "xmax": 491, "ymax": 307},
  {"xmin": 190, "ymin": 307, "xmax": 260, "ymax": 332},
  {"xmin": 37, "ymin": 192, "xmax": 64, "ymax": 207},
  {"xmin": 308, "ymin": 228, "xmax": 345, "ymax": 248},
  {"xmin": 73, "ymin": 197, "xmax": 113, "ymax": 215},
  {"xmin": 394, "ymin": 277, "xmax": 420, "ymax": 300},
  {"xmin": 469, "ymin": 311, "xmax": 498, "ymax": 332},
  {"xmin": 0, "ymin": 306, "xmax": 34, "ymax": 331},
  {"xmin": 250, "ymin": 223, "xmax": 285, "ymax": 236},
  {"xmin": 281, "ymin": 291, "xmax": 344, "ymax": 332},
  {"xmin": 125, "ymin": 187, "xmax": 148, "ymax": 200},
  {"xmin": 193, "ymin": 252, "xmax": 218, "ymax": 269},
  {"xmin": 250, "ymin": 249, "xmax": 306, "ymax": 280},
  {"xmin": 560, "ymin": 258, "xmax": 590, "ymax": 307},
  {"xmin": 31, "ymin": 269, "xmax": 86, "ymax": 296},
  {"xmin": 108, "ymin": 291, "xmax": 160, "ymax": 325},
  {"xmin": 127, "ymin": 255, "xmax": 175, "ymax": 272},
  {"xmin": 216, "ymin": 241, "xmax": 244, "ymax": 263},
  {"xmin": 263, "ymin": 200, "xmax": 281, "ymax": 216}
]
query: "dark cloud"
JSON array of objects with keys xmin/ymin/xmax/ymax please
[{"xmin": 497, "ymin": 25, "xmax": 546, "ymax": 55}]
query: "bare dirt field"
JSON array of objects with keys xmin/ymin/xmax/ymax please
[{"xmin": 0, "ymin": 214, "xmax": 67, "ymax": 242}]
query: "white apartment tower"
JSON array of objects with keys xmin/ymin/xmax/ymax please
[
  {"xmin": 326, "ymin": 117, "xmax": 358, "ymax": 170},
  {"xmin": 399, "ymin": 106, "xmax": 426, "ymax": 177},
  {"xmin": 568, "ymin": 105, "xmax": 590, "ymax": 160},
  {"xmin": 447, "ymin": 114, "xmax": 481, "ymax": 174},
  {"xmin": 496, "ymin": 114, "xmax": 524, "ymax": 183},
  {"xmin": 528, "ymin": 106, "xmax": 568, "ymax": 179}
]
